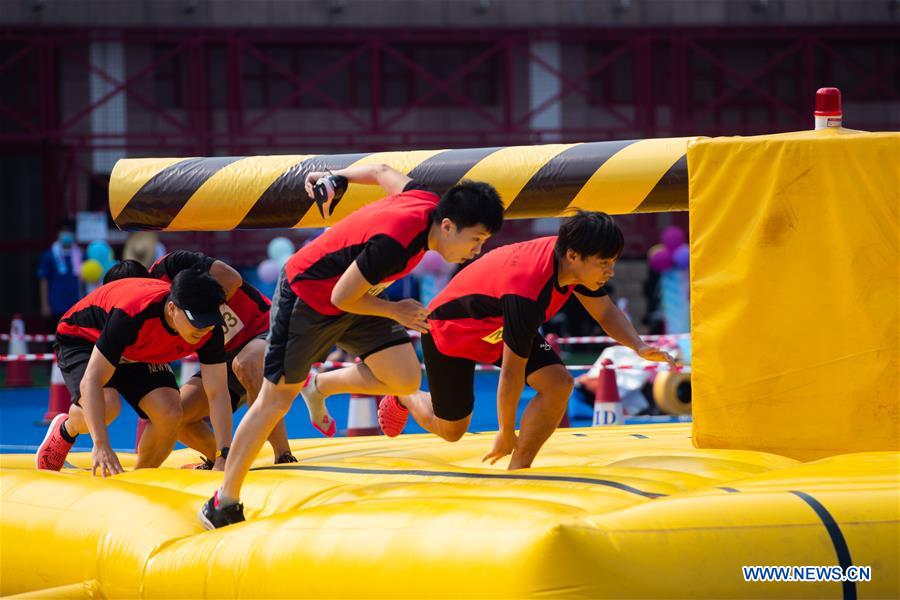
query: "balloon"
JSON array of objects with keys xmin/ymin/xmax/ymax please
[
  {"xmin": 86, "ymin": 240, "xmax": 112, "ymax": 264},
  {"xmin": 267, "ymin": 237, "xmax": 295, "ymax": 262},
  {"xmin": 648, "ymin": 247, "xmax": 673, "ymax": 273},
  {"xmin": 673, "ymin": 243, "xmax": 690, "ymax": 269},
  {"xmin": 257, "ymin": 259, "xmax": 280, "ymax": 284},
  {"xmin": 646, "ymin": 243, "xmax": 666, "ymax": 261},
  {"xmin": 80, "ymin": 259, "xmax": 104, "ymax": 283},
  {"xmin": 661, "ymin": 226, "xmax": 686, "ymax": 251},
  {"xmin": 413, "ymin": 251, "xmax": 445, "ymax": 276}
]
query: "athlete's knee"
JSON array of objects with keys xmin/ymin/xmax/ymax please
[
  {"xmin": 149, "ymin": 398, "xmax": 183, "ymax": 427},
  {"xmin": 232, "ymin": 354, "xmax": 262, "ymax": 390},
  {"xmin": 542, "ymin": 367, "xmax": 574, "ymax": 397},
  {"xmin": 260, "ymin": 384, "xmax": 294, "ymax": 415},
  {"xmin": 436, "ymin": 418, "xmax": 469, "ymax": 442}
]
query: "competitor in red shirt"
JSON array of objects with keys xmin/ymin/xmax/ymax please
[
  {"xmin": 35, "ymin": 270, "xmax": 230, "ymax": 476},
  {"xmin": 379, "ymin": 211, "xmax": 676, "ymax": 470},
  {"xmin": 200, "ymin": 164, "xmax": 504, "ymax": 529},
  {"xmin": 122, "ymin": 251, "xmax": 293, "ymax": 468}
]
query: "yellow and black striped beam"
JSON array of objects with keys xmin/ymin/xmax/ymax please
[{"xmin": 110, "ymin": 137, "xmax": 699, "ymax": 231}]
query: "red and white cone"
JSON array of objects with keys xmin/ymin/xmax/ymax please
[
  {"xmin": 347, "ymin": 394, "xmax": 382, "ymax": 437},
  {"xmin": 593, "ymin": 359, "xmax": 623, "ymax": 426},
  {"xmin": 6, "ymin": 314, "xmax": 33, "ymax": 386},
  {"xmin": 42, "ymin": 356, "xmax": 71, "ymax": 423}
]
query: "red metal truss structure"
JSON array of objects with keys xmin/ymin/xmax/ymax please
[{"xmin": 1, "ymin": 24, "xmax": 898, "ymax": 261}]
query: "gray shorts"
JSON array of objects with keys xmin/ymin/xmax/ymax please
[{"xmin": 264, "ymin": 268, "xmax": 411, "ymax": 385}]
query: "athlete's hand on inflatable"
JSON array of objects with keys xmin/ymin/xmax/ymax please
[
  {"xmin": 92, "ymin": 444, "xmax": 124, "ymax": 477},
  {"xmin": 391, "ymin": 299, "xmax": 431, "ymax": 334},
  {"xmin": 483, "ymin": 430, "xmax": 518, "ymax": 465},
  {"xmin": 635, "ymin": 344, "xmax": 677, "ymax": 367},
  {"xmin": 304, "ymin": 172, "xmax": 329, "ymax": 197}
]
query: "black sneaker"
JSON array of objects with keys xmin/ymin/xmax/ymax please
[
  {"xmin": 275, "ymin": 451, "xmax": 298, "ymax": 464},
  {"xmin": 199, "ymin": 491, "xmax": 245, "ymax": 530},
  {"xmin": 180, "ymin": 456, "xmax": 214, "ymax": 470}
]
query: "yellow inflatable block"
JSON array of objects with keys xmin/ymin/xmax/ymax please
[
  {"xmin": 688, "ymin": 129, "xmax": 900, "ymax": 459},
  {"xmin": 2, "ymin": 425, "xmax": 897, "ymax": 598}
]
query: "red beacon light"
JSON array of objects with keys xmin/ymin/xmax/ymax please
[{"xmin": 814, "ymin": 87, "xmax": 842, "ymax": 130}]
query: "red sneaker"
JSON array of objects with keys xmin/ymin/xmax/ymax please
[
  {"xmin": 377, "ymin": 395, "xmax": 408, "ymax": 438},
  {"xmin": 35, "ymin": 413, "xmax": 74, "ymax": 471}
]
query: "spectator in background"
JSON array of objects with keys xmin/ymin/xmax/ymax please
[{"xmin": 38, "ymin": 218, "xmax": 82, "ymax": 330}]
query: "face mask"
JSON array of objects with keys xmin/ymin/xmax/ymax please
[{"xmin": 58, "ymin": 232, "xmax": 74, "ymax": 248}]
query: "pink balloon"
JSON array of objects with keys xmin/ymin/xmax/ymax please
[
  {"xmin": 648, "ymin": 247, "xmax": 673, "ymax": 273},
  {"xmin": 257, "ymin": 259, "xmax": 280, "ymax": 284},
  {"xmin": 661, "ymin": 226, "xmax": 686, "ymax": 251}
]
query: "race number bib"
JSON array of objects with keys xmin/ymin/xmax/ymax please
[
  {"xmin": 220, "ymin": 304, "xmax": 244, "ymax": 344},
  {"xmin": 481, "ymin": 327, "xmax": 504, "ymax": 344}
]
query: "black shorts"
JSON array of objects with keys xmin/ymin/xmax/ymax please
[
  {"xmin": 264, "ymin": 268, "xmax": 412, "ymax": 385},
  {"xmin": 421, "ymin": 333, "xmax": 564, "ymax": 422},
  {"xmin": 189, "ymin": 330, "xmax": 268, "ymax": 411},
  {"xmin": 54, "ymin": 342, "xmax": 178, "ymax": 420}
]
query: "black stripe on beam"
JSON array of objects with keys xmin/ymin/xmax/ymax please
[
  {"xmin": 632, "ymin": 154, "xmax": 689, "ymax": 213},
  {"xmin": 791, "ymin": 490, "xmax": 857, "ymax": 600},
  {"xmin": 252, "ymin": 463, "xmax": 666, "ymax": 499},
  {"xmin": 506, "ymin": 140, "xmax": 635, "ymax": 217},
  {"xmin": 407, "ymin": 146, "xmax": 503, "ymax": 197},
  {"xmin": 116, "ymin": 157, "xmax": 242, "ymax": 231},
  {"xmin": 237, "ymin": 153, "xmax": 369, "ymax": 229}
]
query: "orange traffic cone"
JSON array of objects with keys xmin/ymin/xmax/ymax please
[
  {"xmin": 593, "ymin": 359, "xmax": 623, "ymax": 426},
  {"xmin": 6, "ymin": 314, "xmax": 33, "ymax": 386},
  {"xmin": 347, "ymin": 394, "xmax": 382, "ymax": 436},
  {"xmin": 42, "ymin": 356, "xmax": 71, "ymax": 424}
]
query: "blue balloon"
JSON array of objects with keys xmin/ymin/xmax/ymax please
[
  {"xmin": 673, "ymin": 243, "xmax": 690, "ymax": 269},
  {"xmin": 267, "ymin": 237, "xmax": 295, "ymax": 262},
  {"xmin": 87, "ymin": 240, "xmax": 112, "ymax": 264}
]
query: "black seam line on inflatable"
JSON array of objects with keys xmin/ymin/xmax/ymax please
[
  {"xmin": 236, "ymin": 153, "xmax": 369, "ymax": 229},
  {"xmin": 116, "ymin": 157, "xmax": 242, "ymax": 231},
  {"xmin": 252, "ymin": 464, "xmax": 666, "ymax": 498},
  {"xmin": 791, "ymin": 490, "xmax": 856, "ymax": 600},
  {"xmin": 631, "ymin": 154, "xmax": 689, "ymax": 213},
  {"xmin": 407, "ymin": 147, "xmax": 504, "ymax": 197},
  {"xmin": 630, "ymin": 434, "xmax": 649, "ymax": 439},
  {"xmin": 505, "ymin": 140, "xmax": 635, "ymax": 217},
  {"xmin": 719, "ymin": 487, "xmax": 740, "ymax": 493}
]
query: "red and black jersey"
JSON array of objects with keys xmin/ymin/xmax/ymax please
[
  {"xmin": 285, "ymin": 182, "xmax": 438, "ymax": 315},
  {"xmin": 56, "ymin": 278, "xmax": 226, "ymax": 365},
  {"xmin": 427, "ymin": 236, "xmax": 607, "ymax": 363},
  {"xmin": 150, "ymin": 251, "xmax": 271, "ymax": 353}
]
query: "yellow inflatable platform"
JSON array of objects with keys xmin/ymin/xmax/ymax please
[{"xmin": 2, "ymin": 424, "xmax": 897, "ymax": 598}]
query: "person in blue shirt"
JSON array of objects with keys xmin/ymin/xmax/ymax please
[{"xmin": 38, "ymin": 219, "xmax": 83, "ymax": 329}]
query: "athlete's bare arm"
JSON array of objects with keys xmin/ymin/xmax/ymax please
[
  {"xmin": 304, "ymin": 164, "xmax": 411, "ymax": 197},
  {"xmin": 575, "ymin": 293, "xmax": 675, "ymax": 366}
]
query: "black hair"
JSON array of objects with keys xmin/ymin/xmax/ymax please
[
  {"xmin": 554, "ymin": 211, "xmax": 624, "ymax": 261},
  {"xmin": 169, "ymin": 267, "xmax": 225, "ymax": 315},
  {"xmin": 102, "ymin": 260, "xmax": 150, "ymax": 285},
  {"xmin": 434, "ymin": 180, "xmax": 504, "ymax": 234},
  {"xmin": 58, "ymin": 218, "xmax": 76, "ymax": 232}
]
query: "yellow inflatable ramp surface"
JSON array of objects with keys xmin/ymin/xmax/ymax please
[{"xmin": 2, "ymin": 424, "xmax": 898, "ymax": 598}]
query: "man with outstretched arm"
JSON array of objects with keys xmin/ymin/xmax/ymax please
[{"xmin": 199, "ymin": 164, "xmax": 505, "ymax": 528}]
